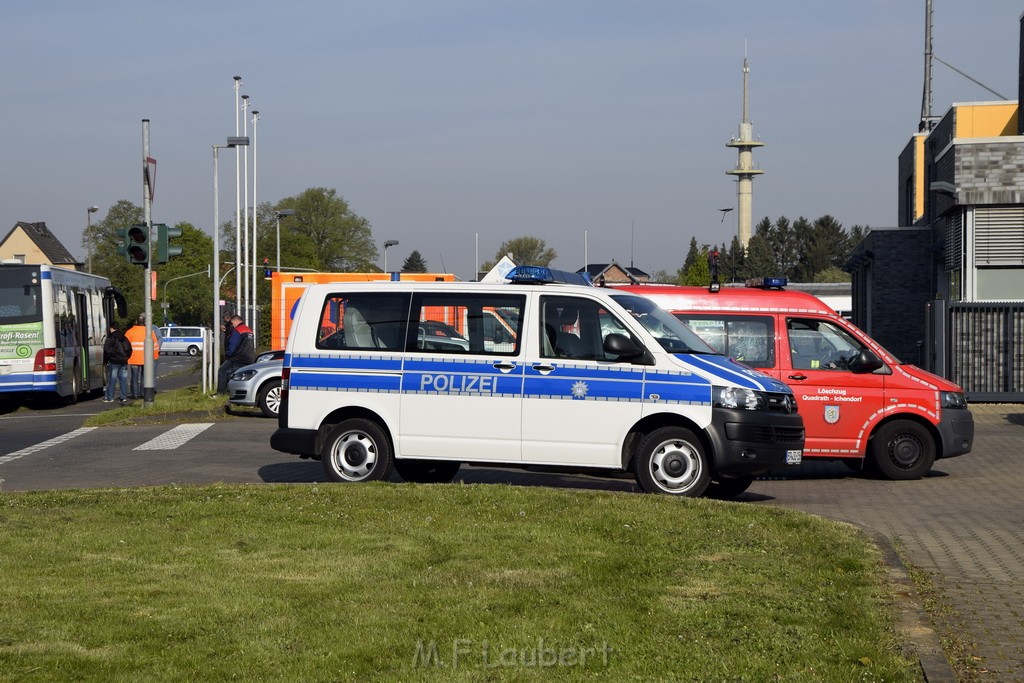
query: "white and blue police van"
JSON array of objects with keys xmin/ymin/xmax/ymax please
[
  {"xmin": 157, "ymin": 326, "xmax": 208, "ymax": 356},
  {"xmin": 270, "ymin": 267, "xmax": 804, "ymax": 498}
]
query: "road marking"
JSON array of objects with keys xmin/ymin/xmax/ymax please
[
  {"xmin": 134, "ymin": 423, "xmax": 214, "ymax": 450},
  {"xmin": 1, "ymin": 427, "xmax": 98, "ymax": 465}
]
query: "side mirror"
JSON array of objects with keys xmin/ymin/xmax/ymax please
[
  {"xmin": 850, "ymin": 349, "xmax": 883, "ymax": 374},
  {"xmin": 604, "ymin": 333, "xmax": 644, "ymax": 359}
]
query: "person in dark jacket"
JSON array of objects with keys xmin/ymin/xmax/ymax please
[
  {"xmin": 217, "ymin": 315, "xmax": 256, "ymax": 393},
  {"xmin": 103, "ymin": 322, "xmax": 132, "ymax": 403}
]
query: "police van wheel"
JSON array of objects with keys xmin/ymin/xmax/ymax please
[
  {"xmin": 187, "ymin": 346, "xmax": 199, "ymax": 356},
  {"xmin": 322, "ymin": 419, "xmax": 393, "ymax": 483},
  {"xmin": 633, "ymin": 427, "xmax": 710, "ymax": 497},
  {"xmin": 870, "ymin": 420, "xmax": 935, "ymax": 480},
  {"xmin": 705, "ymin": 476, "xmax": 754, "ymax": 500},
  {"xmin": 394, "ymin": 459, "xmax": 461, "ymax": 484}
]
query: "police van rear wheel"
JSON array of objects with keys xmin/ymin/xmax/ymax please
[
  {"xmin": 633, "ymin": 427, "xmax": 710, "ymax": 497},
  {"xmin": 187, "ymin": 345, "xmax": 199, "ymax": 356},
  {"xmin": 322, "ymin": 419, "xmax": 393, "ymax": 483},
  {"xmin": 870, "ymin": 420, "xmax": 935, "ymax": 480},
  {"xmin": 394, "ymin": 459, "xmax": 461, "ymax": 484}
]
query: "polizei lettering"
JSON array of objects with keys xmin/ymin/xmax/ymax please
[{"xmin": 420, "ymin": 373, "xmax": 498, "ymax": 394}]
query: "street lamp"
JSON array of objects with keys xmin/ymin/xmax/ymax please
[
  {"xmin": 213, "ymin": 136, "xmax": 248, "ymax": 392},
  {"xmin": 383, "ymin": 239, "xmax": 399, "ymax": 273},
  {"xmin": 86, "ymin": 205, "xmax": 99, "ymax": 272},
  {"xmin": 275, "ymin": 209, "xmax": 296, "ymax": 273}
]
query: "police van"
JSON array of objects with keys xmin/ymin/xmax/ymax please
[
  {"xmin": 158, "ymin": 326, "xmax": 208, "ymax": 356},
  {"xmin": 270, "ymin": 267, "xmax": 805, "ymax": 498},
  {"xmin": 615, "ymin": 278, "xmax": 974, "ymax": 480}
]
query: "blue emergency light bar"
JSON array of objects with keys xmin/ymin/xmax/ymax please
[
  {"xmin": 746, "ymin": 276, "xmax": 788, "ymax": 289},
  {"xmin": 506, "ymin": 266, "xmax": 592, "ymax": 286}
]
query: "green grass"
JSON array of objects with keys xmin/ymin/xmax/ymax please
[
  {"xmin": 83, "ymin": 386, "xmax": 239, "ymax": 426},
  {"xmin": 0, "ymin": 483, "xmax": 919, "ymax": 681}
]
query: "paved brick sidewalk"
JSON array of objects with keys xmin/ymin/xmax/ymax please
[{"xmin": 747, "ymin": 404, "xmax": 1024, "ymax": 680}]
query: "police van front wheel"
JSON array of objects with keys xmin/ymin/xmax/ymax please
[
  {"xmin": 633, "ymin": 427, "xmax": 710, "ymax": 497},
  {"xmin": 322, "ymin": 419, "xmax": 393, "ymax": 483}
]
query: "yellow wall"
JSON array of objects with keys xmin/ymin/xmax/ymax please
[
  {"xmin": 954, "ymin": 102, "xmax": 1019, "ymax": 138},
  {"xmin": 914, "ymin": 134, "xmax": 926, "ymax": 222},
  {"xmin": 0, "ymin": 228, "xmax": 51, "ymax": 264}
]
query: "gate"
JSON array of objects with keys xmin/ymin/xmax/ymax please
[{"xmin": 928, "ymin": 300, "xmax": 1024, "ymax": 402}]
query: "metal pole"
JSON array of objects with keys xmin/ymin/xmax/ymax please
[
  {"xmin": 276, "ymin": 214, "xmax": 281, "ymax": 275},
  {"xmin": 86, "ymin": 206, "xmax": 98, "ymax": 272},
  {"xmin": 212, "ymin": 145, "xmax": 221, "ymax": 391},
  {"xmin": 251, "ymin": 108, "xmax": 259, "ymax": 346},
  {"xmin": 233, "ymin": 76, "xmax": 242, "ymax": 315},
  {"xmin": 242, "ymin": 94, "xmax": 251, "ymax": 326},
  {"xmin": 142, "ymin": 119, "xmax": 155, "ymax": 406}
]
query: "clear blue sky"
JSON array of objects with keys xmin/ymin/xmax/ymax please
[{"xmin": 2, "ymin": 1, "xmax": 1018, "ymax": 279}]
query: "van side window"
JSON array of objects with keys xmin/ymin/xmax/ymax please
[
  {"xmin": 410, "ymin": 293, "xmax": 524, "ymax": 355},
  {"xmin": 540, "ymin": 296, "xmax": 632, "ymax": 361},
  {"xmin": 315, "ymin": 293, "xmax": 410, "ymax": 351},
  {"xmin": 787, "ymin": 318, "xmax": 863, "ymax": 371},
  {"xmin": 675, "ymin": 315, "xmax": 775, "ymax": 368}
]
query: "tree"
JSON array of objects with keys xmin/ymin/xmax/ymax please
[
  {"xmin": 157, "ymin": 222, "xmax": 214, "ymax": 326},
  {"xmin": 678, "ymin": 246, "xmax": 711, "ymax": 286},
  {"xmin": 272, "ymin": 188, "xmax": 377, "ymax": 272},
  {"xmin": 482, "ymin": 236, "xmax": 556, "ymax": 271},
  {"xmin": 742, "ymin": 234, "xmax": 776, "ymax": 280},
  {"xmin": 402, "ymin": 250, "xmax": 428, "ymax": 273},
  {"xmin": 83, "ymin": 200, "xmax": 145, "ymax": 327},
  {"xmin": 681, "ymin": 237, "xmax": 700, "ymax": 274},
  {"xmin": 791, "ymin": 215, "xmax": 848, "ymax": 281}
]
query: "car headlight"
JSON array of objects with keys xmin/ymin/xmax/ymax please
[
  {"xmin": 232, "ymin": 370, "xmax": 258, "ymax": 382},
  {"xmin": 713, "ymin": 386, "xmax": 768, "ymax": 411},
  {"xmin": 940, "ymin": 391, "xmax": 967, "ymax": 409}
]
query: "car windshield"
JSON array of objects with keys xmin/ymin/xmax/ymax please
[{"xmin": 609, "ymin": 294, "xmax": 718, "ymax": 355}]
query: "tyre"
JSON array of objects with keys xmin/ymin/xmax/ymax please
[
  {"xmin": 870, "ymin": 419, "xmax": 935, "ymax": 480},
  {"xmin": 705, "ymin": 475, "xmax": 754, "ymax": 500},
  {"xmin": 256, "ymin": 379, "xmax": 282, "ymax": 418},
  {"xmin": 394, "ymin": 459, "xmax": 461, "ymax": 483},
  {"xmin": 321, "ymin": 418, "xmax": 393, "ymax": 483},
  {"xmin": 632, "ymin": 426, "xmax": 710, "ymax": 497},
  {"xmin": 187, "ymin": 345, "xmax": 199, "ymax": 356},
  {"xmin": 66, "ymin": 364, "xmax": 80, "ymax": 405}
]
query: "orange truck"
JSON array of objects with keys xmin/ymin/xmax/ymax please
[
  {"xmin": 270, "ymin": 272, "xmax": 454, "ymax": 350},
  {"xmin": 615, "ymin": 279, "xmax": 974, "ymax": 479}
]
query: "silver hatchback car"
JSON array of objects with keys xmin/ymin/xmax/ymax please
[{"xmin": 226, "ymin": 350, "xmax": 283, "ymax": 417}]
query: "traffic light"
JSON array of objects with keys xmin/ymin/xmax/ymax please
[
  {"xmin": 156, "ymin": 223, "xmax": 182, "ymax": 264},
  {"xmin": 117, "ymin": 224, "xmax": 149, "ymax": 266}
]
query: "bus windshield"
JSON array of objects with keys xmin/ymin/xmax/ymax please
[{"xmin": 0, "ymin": 268, "xmax": 42, "ymax": 326}]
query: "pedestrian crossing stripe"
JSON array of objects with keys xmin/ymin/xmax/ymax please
[
  {"xmin": 133, "ymin": 423, "xmax": 214, "ymax": 450},
  {"xmin": 1, "ymin": 427, "xmax": 98, "ymax": 464}
]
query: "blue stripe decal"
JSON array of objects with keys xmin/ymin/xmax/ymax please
[
  {"xmin": 40, "ymin": 271, "xmax": 52, "ymax": 280},
  {"xmin": 523, "ymin": 364, "xmax": 644, "ymax": 402},
  {"xmin": 404, "ymin": 357, "xmax": 524, "ymax": 397},
  {"xmin": 679, "ymin": 354, "xmax": 789, "ymax": 392},
  {"xmin": 290, "ymin": 370, "xmax": 400, "ymax": 392}
]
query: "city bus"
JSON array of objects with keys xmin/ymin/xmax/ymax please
[{"xmin": 0, "ymin": 263, "xmax": 125, "ymax": 404}]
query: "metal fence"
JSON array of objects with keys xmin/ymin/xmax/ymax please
[{"xmin": 929, "ymin": 300, "xmax": 1024, "ymax": 402}]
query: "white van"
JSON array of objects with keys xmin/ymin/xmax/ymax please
[
  {"xmin": 270, "ymin": 267, "xmax": 805, "ymax": 498},
  {"xmin": 158, "ymin": 326, "xmax": 208, "ymax": 356}
]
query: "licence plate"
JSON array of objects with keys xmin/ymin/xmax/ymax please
[{"xmin": 786, "ymin": 449, "xmax": 803, "ymax": 465}]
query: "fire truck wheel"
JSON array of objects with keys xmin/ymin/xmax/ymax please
[{"xmin": 870, "ymin": 420, "xmax": 935, "ymax": 480}]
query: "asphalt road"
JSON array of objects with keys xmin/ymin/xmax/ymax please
[{"xmin": 1, "ymin": 378, "xmax": 1021, "ymax": 680}]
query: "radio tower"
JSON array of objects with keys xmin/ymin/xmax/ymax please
[{"xmin": 726, "ymin": 54, "xmax": 764, "ymax": 249}]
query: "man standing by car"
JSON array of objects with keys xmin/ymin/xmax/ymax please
[
  {"xmin": 125, "ymin": 315, "xmax": 160, "ymax": 399},
  {"xmin": 217, "ymin": 315, "xmax": 255, "ymax": 393}
]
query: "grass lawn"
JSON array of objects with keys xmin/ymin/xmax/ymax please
[
  {"xmin": 82, "ymin": 386, "xmax": 237, "ymax": 427},
  {"xmin": 0, "ymin": 483, "xmax": 920, "ymax": 681}
]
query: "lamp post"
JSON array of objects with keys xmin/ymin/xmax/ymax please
[
  {"xmin": 86, "ymin": 205, "xmax": 99, "ymax": 272},
  {"xmin": 214, "ymin": 136, "xmax": 248, "ymax": 392},
  {"xmin": 383, "ymin": 239, "xmax": 399, "ymax": 273},
  {"xmin": 275, "ymin": 209, "xmax": 296, "ymax": 273}
]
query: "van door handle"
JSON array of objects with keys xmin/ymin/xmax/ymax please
[
  {"xmin": 532, "ymin": 363, "xmax": 555, "ymax": 375},
  {"xmin": 788, "ymin": 373, "xmax": 808, "ymax": 381},
  {"xmin": 492, "ymin": 362, "xmax": 516, "ymax": 373}
]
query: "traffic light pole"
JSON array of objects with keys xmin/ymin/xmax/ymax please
[{"xmin": 142, "ymin": 120, "xmax": 155, "ymax": 406}]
